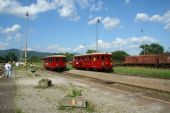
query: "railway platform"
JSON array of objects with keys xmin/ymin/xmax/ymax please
[{"xmin": 66, "ymin": 69, "xmax": 170, "ymax": 93}]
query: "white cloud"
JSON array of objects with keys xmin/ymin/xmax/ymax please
[
  {"xmin": 98, "ymin": 40, "xmax": 111, "ymax": 49},
  {"xmin": 135, "ymin": 13, "xmax": 149, "ymax": 21},
  {"xmin": 0, "ymin": 0, "xmax": 58, "ymax": 19},
  {"xmin": 111, "ymin": 36, "xmax": 156, "ymax": 50},
  {"xmin": 135, "ymin": 13, "xmax": 162, "ymax": 22},
  {"xmin": 88, "ymin": 16, "xmax": 103, "ymax": 25},
  {"xmin": 164, "ymin": 23, "xmax": 170, "ymax": 31},
  {"xmin": 125, "ymin": 0, "xmax": 130, "ymax": 4},
  {"xmin": 0, "ymin": 42, "xmax": 9, "ymax": 50},
  {"xmin": 73, "ymin": 44, "xmax": 85, "ymax": 52},
  {"xmin": 0, "ymin": 24, "xmax": 22, "ymax": 42},
  {"xmin": 102, "ymin": 17, "xmax": 120, "ymax": 30},
  {"xmin": 2, "ymin": 24, "xmax": 20, "ymax": 34},
  {"xmin": 112, "ymin": 38, "xmax": 127, "ymax": 49},
  {"xmin": 135, "ymin": 11, "xmax": 170, "ymax": 31},
  {"xmin": 90, "ymin": 0, "xmax": 103, "ymax": 11},
  {"xmin": 88, "ymin": 16, "xmax": 120, "ymax": 30},
  {"xmin": 45, "ymin": 35, "xmax": 157, "ymax": 54},
  {"xmin": 57, "ymin": 0, "xmax": 80, "ymax": 21},
  {"xmin": 128, "ymin": 45, "xmax": 139, "ymax": 49},
  {"xmin": 0, "ymin": 0, "xmax": 82, "ymax": 20},
  {"xmin": 77, "ymin": 0, "xmax": 89, "ymax": 9},
  {"xmin": 48, "ymin": 44, "xmax": 70, "ymax": 53},
  {"xmin": 0, "ymin": 0, "xmax": 106, "ymax": 21}
]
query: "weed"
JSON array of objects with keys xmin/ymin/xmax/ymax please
[
  {"xmin": 86, "ymin": 101, "xmax": 96, "ymax": 112},
  {"xmin": 58, "ymin": 101, "xmax": 66, "ymax": 110},
  {"xmin": 16, "ymin": 108, "xmax": 24, "ymax": 113},
  {"xmin": 66, "ymin": 88, "xmax": 82, "ymax": 97}
]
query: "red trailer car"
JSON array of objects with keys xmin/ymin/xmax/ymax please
[
  {"xmin": 43, "ymin": 55, "xmax": 66, "ymax": 71},
  {"xmin": 72, "ymin": 53, "xmax": 112, "ymax": 71}
]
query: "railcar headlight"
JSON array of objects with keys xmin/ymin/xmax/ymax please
[{"xmin": 102, "ymin": 62, "xmax": 104, "ymax": 66}]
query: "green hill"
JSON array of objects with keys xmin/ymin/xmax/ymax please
[{"xmin": 0, "ymin": 49, "xmax": 52, "ymax": 58}]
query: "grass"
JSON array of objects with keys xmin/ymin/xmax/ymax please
[
  {"xmin": 114, "ymin": 66, "xmax": 170, "ymax": 79},
  {"xmin": 16, "ymin": 108, "xmax": 24, "ymax": 113},
  {"xmin": 58, "ymin": 101, "xmax": 66, "ymax": 110},
  {"xmin": 66, "ymin": 63, "xmax": 73, "ymax": 70},
  {"xmin": 66, "ymin": 88, "xmax": 82, "ymax": 97},
  {"xmin": 86, "ymin": 101, "xmax": 96, "ymax": 112}
]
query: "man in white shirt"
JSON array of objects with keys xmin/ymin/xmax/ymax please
[{"xmin": 4, "ymin": 62, "xmax": 12, "ymax": 79}]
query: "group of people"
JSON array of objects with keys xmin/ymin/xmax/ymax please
[{"xmin": 4, "ymin": 61, "xmax": 12, "ymax": 79}]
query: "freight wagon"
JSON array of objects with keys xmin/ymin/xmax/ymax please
[{"xmin": 124, "ymin": 54, "xmax": 170, "ymax": 67}]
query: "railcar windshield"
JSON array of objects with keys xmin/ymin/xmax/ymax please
[
  {"xmin": 62, "ymin": 57, "xmax": 66, "ymax": 62},
  {"xmin": 101, "ymin": 54, "xmax": 111, "ymax": 61}
]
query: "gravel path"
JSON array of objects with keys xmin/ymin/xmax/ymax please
[
  {"xmin": 0, "ymin": 77, "xmax": 15, "ymax": 113},
  {"xmin": 14, "ymin": 70, "xmax": 170, "ymax": 113}
]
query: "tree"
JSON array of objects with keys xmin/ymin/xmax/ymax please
[
  {"xmin": 65, "ymin": 52, "xmax": 74, "ymax": 62},
  {"xmin": 53, "ymin": 52, "xmax": 74, "ymax": 62},
  {"xmin": 139, "ymin": 43, "xmax": 164, "ymax": 55},
  {"xmin": 29, "ymin": 56, "xmax": 40, "ymax": 63},
  {"xmin": 111, "ymin": 50, "xmax": 129, "ymax": 64},
  {"xmin": 7, "ymin": 52, "xmax": 18, "ymax": 62},
  {"xmin": 86, "ymin": 49, "xmax": 98, "ymax": 54},
  {"xmin": 0, "ymin": 56, "xmax": 5, "ymax": 63}
]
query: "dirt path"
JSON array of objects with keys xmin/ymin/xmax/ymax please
[{"xmin": 0, "ymin": 78, "xmax": 15, "ymax": 113}]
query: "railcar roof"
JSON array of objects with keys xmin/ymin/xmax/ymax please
[
  {"xmin": 126, "ymin": 55, "xmax": 158, "ymax": 57},
  {"xmin": 73, "ymin": 53, "xmax": 112, "ymax": 57},
  {"xmin": 43, "ymin": 55, "xmax": 66, "ymax": 58}
]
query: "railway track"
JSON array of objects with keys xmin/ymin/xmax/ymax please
[{"xmin": 40, "ymin": 70, "xmax": 170, "ymax": 104}]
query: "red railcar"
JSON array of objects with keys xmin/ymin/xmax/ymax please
[
  {"xmin": 72, "ymin": 53, "xmax": 112, "ymax": 71},
  {"xmin": 43, "ymin": 55, "xmax": 66, "ymax": 71}
]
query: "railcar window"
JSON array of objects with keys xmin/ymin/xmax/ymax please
[
  {"xmin": 96, "ymin": 56, "xmax": 99, "ymax": 60},
  {"xmin": 56, "ymin": 58, "xmax": 59, "ymax": 62},
  {"xmin": 62, "ymin": 58, "xmax": 66, "ymax": 62},
  {"xmin": 102, "ymin": 55, "xmax": 105, "ymax": 61},
  {"xmin": 89, "ymin": 56, "xmax": 92, "ymax": 60}
]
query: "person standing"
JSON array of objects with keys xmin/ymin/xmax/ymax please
[
  {"xmin": 8, "ymin": 62, "xmax": 12, "ymax": 79},
  {"xmin": 4, "ymin": 62, "xmax": 12, "ymax": 79}
]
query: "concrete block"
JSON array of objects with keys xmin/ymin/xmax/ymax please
[
  {"xmin": 38, "ymin": 79, "xmax": 52, "ymax": 87},
  {"xmin": 62, "ymin": 97, "xmax": 87, "ymax": 108}
]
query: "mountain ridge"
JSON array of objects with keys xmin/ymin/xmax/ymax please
[{"xmin": 0, "ymin": 49, "xmax": 52, "ymax": 58}]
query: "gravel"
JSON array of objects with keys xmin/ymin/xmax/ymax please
[{"xmin": 14, "ymin": 70, "xmax": 170, "ymax": 113}]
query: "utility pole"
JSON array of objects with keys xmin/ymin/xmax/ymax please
[
  {"xmin": 25, "ymin": 11, "xmax": 29, "ymax": 70},
  {"xmin": 20, "ymin": 47, "xmax": 22, "ymax": 63},
  {"xmin": 141, "ymin": 29, "xmax": 146, "ymax": 55},
  {"xmin": 96, "ymin": 18, "xmax": 100, "ymax": 52}
]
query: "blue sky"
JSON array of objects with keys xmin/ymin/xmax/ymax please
[{"xmin": 0, "ymin": 0, "xmax": 170, "ymax": 55}]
